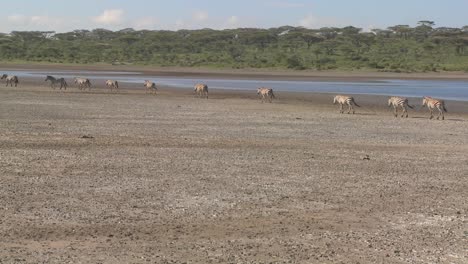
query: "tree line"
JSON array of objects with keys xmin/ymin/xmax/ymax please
[{"xmin": 1, "ymin": 21, "xmax": 468, "ymax": 72}]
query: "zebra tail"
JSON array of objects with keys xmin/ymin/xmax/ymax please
[
  {"xmin": 443, "ymin": 105, "xmax": 448, "ymax": 113},
  {"xmin": 271, "ymin": 91, "xmax": 276, "ymax": 99},
  {"xmin": 353, "ymin": 101, "xmax": 361, "ymax": 107},
  {"xmin": 407, "ymin": 104, "xmax": 414, "ymax": 109}
]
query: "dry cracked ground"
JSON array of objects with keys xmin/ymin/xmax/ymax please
[{"xmin": 0, "ymin": 84, "xmax": 467, "ymax": 263}]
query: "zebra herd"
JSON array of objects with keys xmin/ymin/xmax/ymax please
[
  {"xmin": 332, "ymin": 94, "xmax": 447, "ymax": 120},
  {"xmin": 1, "ymin": 73, "xmax": 450, "ymax": 120}
]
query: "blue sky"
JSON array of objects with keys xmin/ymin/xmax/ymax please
[{"xmin": 1, "ymin": 0, "xmax": 467, "ymax": 33}]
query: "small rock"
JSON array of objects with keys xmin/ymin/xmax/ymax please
[
  {"xmin": 362, "ymin": 155, "xmax": 370, "ymax": 160},
  {"xmin": 81, "ymin": 135, "xmax": 94, "ymax": 139}
]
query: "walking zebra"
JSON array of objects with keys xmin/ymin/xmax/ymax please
[
  {"xmin": 45, "ymin": 75, "xmax": 67, "ymax": 90},
  {"xmin": 257, "ymin": 87, "xmax": 275, "ymax": 103},
  {"xmin": 105, "ymin": 80, "xmax": 119, "ymax": 91},
  {"xmin": 74, "ymin": 78, "xmax": 91, "ymax": 90},
  {"xmin": 1, "ymin": 74, "xmax": 19, "ymax": 87},
  {"xmin": 388, "ymin": 96, "xmax": 414, "ymax": 118},
  {"xmin": 144, "ymin": 80, "xmax": 157, "ymax": 94},
  {"xmin": 422, "ymin": 96, "xmax": 447, "ymax": 120},
  {"xmin": 333, "ymin": 95, "xmax": 360, "ymax": 114},
  {"xmin": 194, "ymin": 83, "xmax": 208, "ymax": 99}
]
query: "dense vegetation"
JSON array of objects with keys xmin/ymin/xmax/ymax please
[{"xmin": 2, "ymin": 21, "xmax": 468, "ymax": 72}]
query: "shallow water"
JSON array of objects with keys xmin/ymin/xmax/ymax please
[{"xmin": 5, "ymin": 69, "xmax": 468, "ymax": 101}]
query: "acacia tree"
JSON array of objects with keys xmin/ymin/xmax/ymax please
[
  {"xmin": 388, "ymin": 25, "xmax": 412, "ymax": 39},
  {"xmin": 414, "ymin": 20, "xmax": 435, "ymax": 40}
]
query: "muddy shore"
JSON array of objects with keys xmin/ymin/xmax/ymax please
[{"xmin": 3, "ymin": 63, "xmax": 468, "ymax": 81}]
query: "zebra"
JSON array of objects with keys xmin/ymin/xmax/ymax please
[
  {"xmin": 105, "ymin": 80, "xmax": 119, "ymax": 91},
  {"xmin": 74, "ymin": 77, "xmax": 91, "ymax": 90},
  {"xmin": 257, "ymin": 87, "xmax": 275, "ymax": 103},
  {"xmin": 45, "ymin": 75, "xmax": 67, "ymax": 90},
  {"xmin": 144, "ymin": 80, "xmax": 157, "ymax": 94},
  {"xmin": 194, "ymin": 83, "xmax": 208, "ymax": 99},
  {"xmin": 333, "ymin": 95, "xmax": 360, "ymax": 114},
  {"xmin": 388, "ymin": 96, "xmax": 414, "ymax": 118},
  {"xmin": 422, "ymin": 96, "xmax": 447, "ymax": 120},
  {"xmin": 1, "ymin": 74, "xmax": 19, "ymax": 87}
]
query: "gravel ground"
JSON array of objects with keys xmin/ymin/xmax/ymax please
[{"xmin": 0, "ymin": 82, "xmax": 467, "ymax": 264}]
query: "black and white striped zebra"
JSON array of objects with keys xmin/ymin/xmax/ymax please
[
  {"xmin": 422, "ymin": 96, "xmax": 447, "ymax": 120},
  {"xmin": 106, "ymin": 80, "xmax": 119, "ymax": 91},
  {"xmin": 45, "ymin": 75, "xmax": 68, "ymax": 90},
  {"xmin": 194, "ymin": 83, "xmax": 208, "ymax": 99},
  {"xmin": 1, "ymin": 74, "xmax": 19, "ymax": 87},
  {"xmin": 74, "ymin": 77, "xmax": 91, "ymax": 90},
  {"xmin": 388, "ymin": 96, "xmax": 414, "ymax": 118},
  {"xmin": 333, "ymin": 95, "xmax": 360, "ymax": 114},
  {"xmin": 257, "ymin": 87, "xmax": 275, "ymax": 103},
  {"xmin": 144, "ymin": 80, "xmax": 157, "ymax": 94}
]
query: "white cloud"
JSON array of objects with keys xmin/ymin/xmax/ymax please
[
  {"xmin": 93, "ymin": 9, "xmax": 124, "ymax": 25},
  {"xmin": 193, "ymin": 11, "xmax": 208, "ymax": 22},
  {"xmin": 3, "ymin": 14, "xmax": 63, "ymax": 31},
  {"xmin": 133, "ymin": 17, "xmax": 158, "ymax": 30},
  {"xmin": 175, "ymin": 19, "xmax": 185, "ymax": 29},
  {"xmin": 299, "ymin": 15, "xmax": 318, "ymax": 28},
  {"xmin": 30, "ymin": 16, "xmax": 61, "ymax": 26},
  {"xmin": 228, "ymin": 16, "xmax": 239, "ymax": 25},
  {"xmin": 7, "ymin": 14, "xmax": 28, "ymax": 24},
  {"xmin": 299, "ymin": 14, "xmax": 347, "ymax": 29},
  {"xmin": 362, "ymin": 25, "xmax": 376, "ymax": 33}
]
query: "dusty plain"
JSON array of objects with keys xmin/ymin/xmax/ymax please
[{"xmin": 0, "ymin": 68, "xmax": 467, "ymax": 263}]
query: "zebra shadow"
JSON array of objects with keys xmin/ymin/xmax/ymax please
[
  {"xmin": 411, "ymin": 116, "xmax": 465, "ymax": 122},
  {"xmin": 446, "ymin": 118, "xmax": 466, "ymax": 122},
  {"xmin": 353, "ymin": 113, "xmax": 377, "ymax": 116}
]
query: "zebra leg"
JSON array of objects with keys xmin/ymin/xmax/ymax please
[
  {"xmin": 403, "ymin": 107, "xmax": 408, "ymax": 118},
  {"xmin": 437, "ymin": 108, "xmax": 443, "ymax": 120},
  {"xmin": 394, "ymin": 107, "xmax": 398, "ymax": 118},
  {"xmin": 429, "ymin": 109, "xmax": 434, "ymax": 119}
]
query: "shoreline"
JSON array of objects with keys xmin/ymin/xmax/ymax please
[
  {"xmin": 3, "ymin": 63, "xmax": 468, "ymax": 113},
  {"xmin": 9, "ymin": 77, "xmax": 468, "ymax": 115},
  {"xmin": 2, "ymin": 63, "xmax": 468, "ymax": 81}
]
